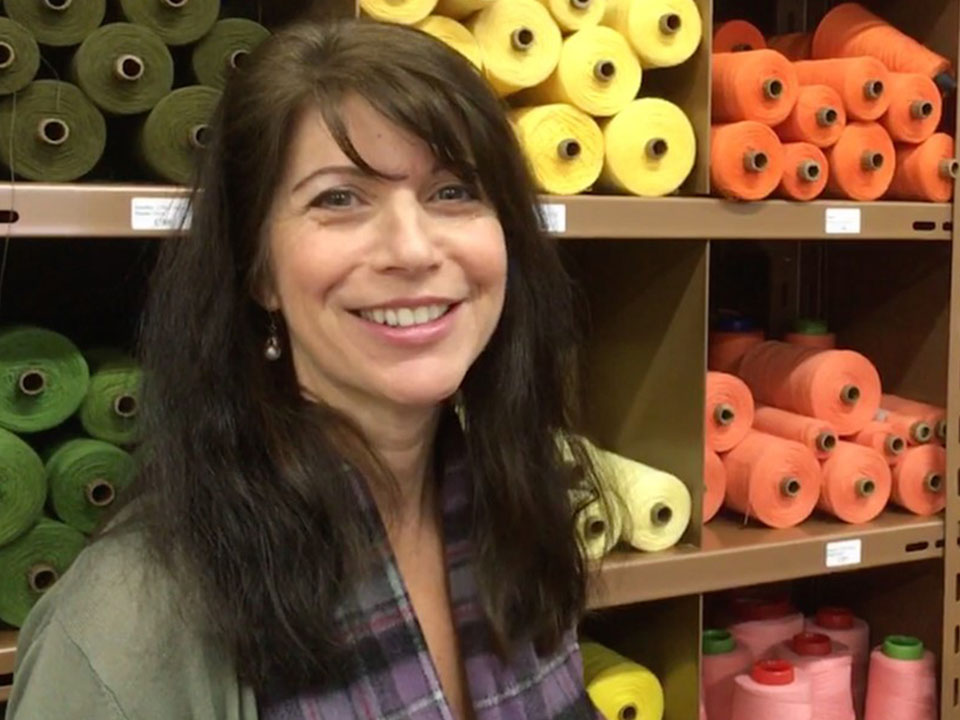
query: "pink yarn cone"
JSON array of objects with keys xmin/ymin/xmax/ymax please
[
  {"xmin": 864, "ymin": 637, "xmax": 937, "ymax": 720},
  {"xmin": 806, "ymin": 607, "xmax": 870, "ymax": 716},
  {"xmin": 730, "ymin": 599, "xmax": 805, "ymax": 661},
  {"xmin": 703, "ymin": 629, "xmax": 754, "ymax": 720},
  {"xmin": 731, "ymin": 660, "xmax": 813, "ymax": 720},
  {"xmin": 774, "ymin": 633, "xmax": 856, "ymax": 720}
]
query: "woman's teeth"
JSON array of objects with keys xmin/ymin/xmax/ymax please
[{"xmin": 359, "ymin": 304, "xmax": 451, "ymax": 327}]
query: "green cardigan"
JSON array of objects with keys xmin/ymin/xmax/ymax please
[{"xmin": 7, "ymin": 532, "xmax": 259, "ymax": 719}]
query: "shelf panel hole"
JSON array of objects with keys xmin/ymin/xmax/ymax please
[
  {"xmin": 945, "ymin": 221, "xmax": 953, "ymax": 231},
  {"xmin": 937, "ymin": 538, "xmax": 945, "ymax": 548},
  {"xmin": 954, "ymin": 624, "xmax": 958, "ymax": 654},
  {"xmin": 0, "ymin": 210, "xmax": 18, "ymax": 223},
  {"xmin": 912, "ymin": 220, "xmax": 937, "ymax": 231},
  {"xmin": 906, "ymin": 541, "xmax": 930, "ymax": 553}
]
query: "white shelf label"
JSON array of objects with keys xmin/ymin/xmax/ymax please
[
  {"xmin": 132, "ymin": 197, "xmax": 192, "ymax": 231},
  {"xmin": 538, "ymin": 203, "xmax": 566, "ymax": 234},
  {"xmin": 825, "ymin": 207, "xmax": 861, "ymax": 234},
  {"xmin": 825, "ymin": 538, "xmax": 862, "ymax": 568}
]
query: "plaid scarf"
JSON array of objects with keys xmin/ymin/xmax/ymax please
[{"xmin": 259, "ymin": 420, "xmax": 597, "ymax": 720}]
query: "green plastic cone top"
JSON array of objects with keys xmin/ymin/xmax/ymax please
[
  {"xmin": 0, "ymin": 517, "xmax": 85, "ymax": 627},
  {"xmin": 0, "ymin": 16, "xmax": 40, "ymax": 95},
  {"xmin": 46, "ymin": 438, "xmax": 136, "ymax": 534},
  {"xmin": 191, "ymin": 18, "xmax": 270, "ymax": 90},
  {"xmin": 71, "ymin": 23, "xmax": 175, "ymax": 116},
  {"xmin": 4, "ymin": 0, "xmax": 106, "ymax": 47},
  {"xmin": 0, "ymin": 80, "xmax": 107, "ymax": 181},
  {"xmin": 793, "ymin": 318, "xmax": 830, "ymax": 335},
  {"xmin": 79, "ymin": 349, "xmax": 142, "ymax": 446},
  {"xmin": 119, "ymin": 0, "xmax": 219, "ymax": 46},
  {"xmin": 0, "ymin": 426, "xmax": 46, "ymax": 547},
  {"xmin": 139, "ymin": 85, "xmax": 220, "ymax": 184},
  {"xmin": 882, "ymin": 635, "xmax": 925, "ymax": 661},
  {"xmin": 0, "ymin": 326, "xmax": 90, "ymax": 432}
]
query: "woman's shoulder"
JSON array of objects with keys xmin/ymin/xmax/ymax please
[{"xmin": 10, "ymin": 529, "xmax": 257, "ymax": 720}]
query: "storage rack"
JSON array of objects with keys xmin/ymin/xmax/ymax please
[{"xmin": 1, "ymin": 0, "xmax": 959, "ymax": 718}]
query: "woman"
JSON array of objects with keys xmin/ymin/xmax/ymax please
[{"xmin": 9, "ymin": 17, "xmax": 604, "ymax": 720}]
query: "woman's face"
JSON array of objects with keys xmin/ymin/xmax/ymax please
[{"xmin": 264, "ymin": 96, "xmax": 507, "ymax": 416}]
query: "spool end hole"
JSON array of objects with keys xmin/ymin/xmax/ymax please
[
  {"xmin": 558, "ymin": 139, "xmax": 581, "ymax": 159},
  {"xmin": 191, "ymin": 124, "xmax": 212, "ymax": 150},
  {"xmin": 229, "ymin": 49, "xmax": 250, "ymax": 69},
  {"xmin": 596, "ymin": 60, "xmax": 616, "ymax": 79},
  {"xmin": 0, "ymin": 43, "xmax": 15, "ymax": 69},
  {"xmin": 660, "ymin": 13, "xmax": 681, "ymax": 33},
  {"xmin": 570, "ymin": 0, "xmax": 591, "ymax": 8},
  {"xmin": 163, "ymin": 0, "xmax": 190, "ymax": 7},
  {"xmin": 782, "ymin": 478, "xmax": 801, "ymax": 497},
  {"xmin": 926, "ymin": 473, "xmax": 944, "ymax": 492},
  {"xmin": 841, "ymin": 384, "xmax": 861, "ymax": 404},
  {"xmin": 921, "ymin": 101, "xmax": 934, "ymax": 117},
  {"xmin": 820, "ymin": 433, "xmax": 837, "ymax": 451},
  {"xmin": 114, "ymin": 394, "xmax": 138, "ymax": 418},
  {"xmin": 586, "ymin": 519, "xmax": 605, "ymax": 538},
  {"xmin": 858, "ymin": 478, "xmax": 876, "ymax": 496},
  {"xmin": 732, "ymin": 42, "xmax": 752, "ymax": 51},
  {"xmin": 765, "ymin": 78, "xmax": 784, "ymax": 98},
  {"xmin": 646, "ymin": 138, "xmax": 669, "ymax": 159},
  {"xmin": 44, "ymin": 0, "xmax": 72, "ymax": 10},
  {"xmin": 87, "ymin": 480, "xmax": 116, "ymax": 508},
  {"xmin": 752, "ymin": 151, "xmax": 768, "ymax": 170},
  {"xmin": 39, "ymin": 118, "xmax": 70, "ymax": 146},
  {"xmin": 891, "ymin": 437, "xmax": 906, "ymax": 454},
  {"xmin": 824, "ymin": 108, "xmax": 838, "ymax": 124},
  {"xmin": 28, "ymin": 565, "xmax": 58, "ymax": 593},
  {"xmin": 513, "ymin": 27, "xmax": 535, "ymax": 50},
  {"xmin": 619, "ymin": 705, "xmax": 638, "ymax": 720},
  {"xmin": 19, "ymin": 369, "xmax": 46, "ymax": 395},
  {"xmin": 866, "ymin": 79, "xmax": 884, "ymax": 98},
  {"xmin": 117, "ymin": 55, "xmax": 145, "ymax": 81}
]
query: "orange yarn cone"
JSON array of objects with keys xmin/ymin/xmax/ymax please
[
  {"xmin": 709, "ymin": 329, "xmax": 765, "ymax": 373},
  {"xmin": 819, "ymin": 441, "xmax": 891, "ymax": 524},
  {"xmin": 704, "ymin": 448, "xmax": 727, "ymax": 523},
  {"xmin": 711, "ymin": 122, "xmax": 784, "ymax": 200},
  {"xmin": 852, "ymin": 421, "xmax": 907, "ymax": 464},
  {"xmin": 794, "ymin": 57, "xmax": 891, "ymax": 121},
  {"xmin": 706, "ymin": 371, "xmax": 756, "ymax": 452},
  {"xmin": 714, "ymin": 20, "xmax": 767, "ymax": 53},
  {"xmin": 738, "ymin": 341, "xmax": 882, "ymax": 436},
  {"xmin": 879, "ymin": 73, "xmax": 942, "ymax": 143},
  {"xmin": 721, "ymin": 430, "xmax": 821, "ymax": 528},
  {"xmin": 881, "ymin": 394, "xmax": 946, "ymax": 443},
  {"xmin": 767, "ymin": 32, "xmax": 812, "ymax": 61},
  {"xmin": 775, "ymin": 85, "xmax": 846, "ymax": 148},
  {"xmin": 812, "ymin": 3, "xmax": 951, "ymax": 79},
  {"xmin": 825, "ymin": 122, "xmax": 895, "ymax": 201},
  {"xmin": 874, "ymin": 408, "xmax": 933, "ymax": 445},
  {"xmin": 712, "ymin": 50, "xmax": 800, "ymax": 125},
  {"xmin": 887, "ymin": 133, "xmax": 958, "ymax": 203},
  {"xmin": 753, "ymin": 405, "xmax": 838, "ymax": 460},
  {"xmin": 891, "ymin": 444, "xmax": 946, "ymax": 515},
  {"xmin": 774, "ymin": 142, "xmax": 828, "ymax": 200}
]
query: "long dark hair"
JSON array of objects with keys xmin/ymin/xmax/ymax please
[{"xmin": 119, "ymin": 17, "xmax": 600, "ymax": 692}]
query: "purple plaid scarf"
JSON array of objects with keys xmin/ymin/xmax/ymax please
[{"xmin": 259, "ymin": 421, "xmax": 597, "ymax": 720}]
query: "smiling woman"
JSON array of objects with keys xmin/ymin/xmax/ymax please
[{"xmin": 7, "ymin": 17, "xmax": 603, "ymax": 720}]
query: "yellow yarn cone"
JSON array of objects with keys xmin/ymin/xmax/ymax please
[
  {"xmin": 581, "ymin": 642, "xmax": 665, "ymax": 720},
  {"xmin": 515, "ymin": 26, "xmax": 641, "ymax": 116},
  {"xmin": 468, "ymin": 0, "xmax": 562, "ymax": 96},
  {"xmin": 535, "ymin": 0, "xmax": 607, "ymax": 33},
  {"xmin": 510, "ymin": 104, "xmax": 604, "ymax": 195},
  {"xmin": 359, "ymin": 0, "xmax": 439, "ymax": 25},
  {"xmin": 415, "ymin": 15, "xmax": 483, "ymax": 69},
  {"xmin": 602, "ymin": 0, "xmax": 702, "ymax": 68},
  {"xmin": 601, "ymin": 98, "xmax": 696, "ymax": 196},
  {"xmin": 435, "ymin": 0, "xmax": 495, "ymax": 20},
  {"xmin": 570, "ymin": 486, "xmax": 623, "ymax": 561}
]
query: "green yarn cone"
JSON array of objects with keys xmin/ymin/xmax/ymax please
[
  {"xmin": 46, "ymin": 438, "xmax": 135, "ymax": 534},
  {"xmin": 0, "ymin": 16, "xmax": 41, "ymax": 95},
  {"xmin": 0, "ymin": 80, "xmax": 107, "ymax": 181},
  {"xmin": 3, "ymin": 0, "xmax": 106, "ymax": 47},
  {"xmin": 191, "ymin": 18, "xmax": 269, "ymax": 90},
  {"xmin": 70, "ymin": 23, "xmax": 175, "ymax": 116},
  {"xmin": 0, "ymin": 517, "xmax": 85, "ymax": 627},
  {"xmin": 118, "ymin": 0, "xmax": 219, "ymax": 46},
  {"xmin": 79, "ymin": 349, "xmax": 142, "ymax": 446},
  {"xmin": 0, "ymin": 326, "xmax": 90, "ymax": 433},
  {"xmin": 139, "ymin": 85, "xmax": 220, "ymax": 184},
  {"xmin": 0, "ymin": 427, "xmax": 46, "ymax": 547}
]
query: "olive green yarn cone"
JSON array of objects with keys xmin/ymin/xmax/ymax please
[
  {"xmin": 0, "ymin": 517, "xmax": 85, "ymax": 627},
  {"xmin": 0, "ymin": 326, "xmax": 90, "ymax": 433},
  {"xmin": 79, "ymin": 349, "xmax": 142, "ymax": 446},
  {"xmin": 3, "ymin": 0, "xmax": 107, "ymax": 48},
  {"xmin": 0, "ymin": 80, "xmax": 107, "ymax": 181},
  {"xmin": 191, "ymin": 18, "xmax": 269, "ymax": 90},
  {"xmin": 70, "ymin": 23, "xmax": 174, "ymax": 116},
  {"xmin": 0, "ymin": 427, "xmax": 46, "ymax": 547},
  {"xmin": 139, "ymin": 85, "xmax": 220, "ymax": 184},
  {"xmin": 118, "ymin": 0, "xmax": 220, "ymax": 46},
  {"xmin": 46, "ymin": 438, "xmax": 135, "ymax": 534},
  {"xmin": 0, "ymin": 17, "xmax": 40, "ymax": 95}
]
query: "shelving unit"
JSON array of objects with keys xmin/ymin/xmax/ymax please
[{"xmin": 1, "ymin": 0, "xmax": 959, "ymax": 718}]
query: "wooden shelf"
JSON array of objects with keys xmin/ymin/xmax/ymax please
[
  {"xmin": 0, "ymin": 183, "xmax": 949, "ymax": 240},
  {"xmin": 0, "ymin": 628, "xmax": 15, "ymax": 676},
  {"xmin": 588, "ymin": 512, "xmax": 944, "ymax": 609}
]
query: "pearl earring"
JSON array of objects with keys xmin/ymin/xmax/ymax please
[{"xmin": 264, "ymin": 314, "xmax": 282, "ymax": 361}]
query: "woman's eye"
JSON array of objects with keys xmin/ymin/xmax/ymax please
[
  {"xmin": 312, "ymin": 189, "xmax": 356, "ymax": 209},
  {"xmin": 433, "ymin": 183, "xmax": 478, "ymax": 202}
]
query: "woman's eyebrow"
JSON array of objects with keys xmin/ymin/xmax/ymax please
[{"xmin": 292, "ymin": 165, "xmax": 369, "ymax": 193}]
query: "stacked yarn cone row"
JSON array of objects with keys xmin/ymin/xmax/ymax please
[
  {"xmin": 703, "ymin": 322, "xmax": 945, "ymax": 528},
  {"xmin": 711, "ymin": 4, "xmax": 956, "ymax": 202},
  {"xmin": 0, "ymin": 325, "xmax": 142, "ymax": 630},
  {"xmin": 366, "ymin": 0, "xmax": 704, "ymax": 197}
]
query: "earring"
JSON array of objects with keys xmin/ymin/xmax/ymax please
[{"xmin": 264, "ymin": 313, "xmax": 282, "ymax": 361}]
